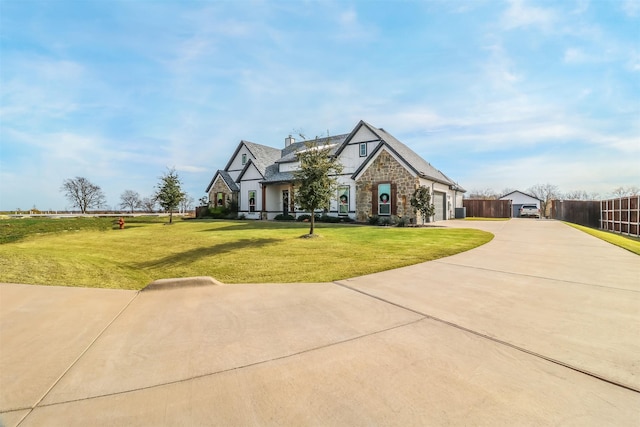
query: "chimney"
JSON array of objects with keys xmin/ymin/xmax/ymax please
[{"xmin": 285, "ymin": 135, "xmax": 295, "ymax": 147}]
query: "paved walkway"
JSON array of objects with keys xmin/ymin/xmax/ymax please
[{"xmin": 1, "ymin": 219, "xmax": 639, "ymax": 426}]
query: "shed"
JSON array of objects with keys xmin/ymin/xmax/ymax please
[{"xmin": 500, "ymin": 191, "xmax": 542, "ymax": 218}]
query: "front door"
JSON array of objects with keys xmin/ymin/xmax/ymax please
[{"xmin": 282, "ymin": 190, "xmax": 289, "ymax": 216}]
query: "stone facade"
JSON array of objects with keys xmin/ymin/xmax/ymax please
[
  {"xmin": 355, "ymin": 150, "xmax": 419, "ymax": 222},
  {"xmin": 208, "ymin": 177, "xmax": 233, "ymax": 208}
]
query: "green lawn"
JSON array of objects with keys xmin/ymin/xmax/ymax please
[
  {"xmin": 565, "ymin": 222, "xmax": 640, "ymax": 255},
  {"xmin": 0, "ymin": 218, "xmax": 493, "ymax": 289}
]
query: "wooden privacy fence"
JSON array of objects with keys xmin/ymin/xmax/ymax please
[
  {"xmin": 550, "ymin": 200, "xmax": 600, "ymax": 228},
  {"xmin": 463, "ymin": 199, "xmax": 512, "ymax": 218},
  {"xmin": 601, "ymin": 196, "xmax": 639, "ymax": 237}
]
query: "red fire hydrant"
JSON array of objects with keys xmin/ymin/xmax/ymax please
[{"xmin": 118, "ymin": 217, "xmax": 125, "ymax": 229}]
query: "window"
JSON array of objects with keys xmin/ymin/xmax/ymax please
[
  {"xmin": 217, "ymin": 192, "xmax": 224, "ymax": 206},
  {"xmin": 241, "ymin": 153, "xmax": 247, "ymax": 165},
  {"xmin": 338, "ymin": 186, "xmax": 349, "ymax": 216},
  {"xmin": 378, "ymin": 183, "xmax": 391, "ymax": 215},
  {"xmin": 359, "ymin": 143, "xmax": 367, "ymax": 157},
  {"xmin": 248, "ymin": 190, "xmax": 256, "ymax": 212}
]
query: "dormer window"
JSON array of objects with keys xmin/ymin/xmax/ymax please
[
  {"xmin": 359, "ymin": 143, "xmax": 367, "ymax": 157},
  {"xmin": 241, "ymin": 153, "xmax": 247, "ymax": 165}
]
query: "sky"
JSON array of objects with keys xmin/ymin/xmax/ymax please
[{"xmin": 1, "ymin": 0, "xmax": 638, "ymax": 211}]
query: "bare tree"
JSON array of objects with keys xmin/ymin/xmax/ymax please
[
  {"xmin": 528, "ymin": 183, "xmax": 560, "ymax": 218},
  {"xmin": 612, "ymin": 186, "xmax": 640, "ymax": 198},
  {"xmin": 140, "ymin": 196, "xmax": 157, "ymax": 213},
  {"xmin": 467, "ymin": 188, "xmax": 499, "ymax": 199},
  {"xmin": 61, "ymin": 177, "xmax": 106, "ymax": 214},
  {"xmin": 563, "ymin": 190, "xmax": 590, "ymax": 200},
  {"xmin": 120, "ymin": 190, "xmax": 142, "ymax": 213},
  {"xmin": 180, "ymin": 194, "xmax": 195, "ymax": 214}
]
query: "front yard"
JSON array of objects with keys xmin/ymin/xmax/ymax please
[{"xmin": 0, "ymin": 218, "xmax": 493, "ymax": 289}]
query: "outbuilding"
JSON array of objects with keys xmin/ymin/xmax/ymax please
[{"xmin": 500, "ymin": 190, "xmax": 542, "ymax": 218}]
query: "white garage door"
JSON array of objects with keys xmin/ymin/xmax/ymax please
[{"xmin": 433, "ymin": 191, "xmax": 446, "ymax": 221}]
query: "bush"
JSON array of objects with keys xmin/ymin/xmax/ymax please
[
  {"xmin": 319, "ymin": 214, "xmax": 342, "ymax": 223},
  {"xmin": 368, "ymin": 216, "xmax": 380, "ymax": 225},
  {"xmin": 207, "ymin": 206, "xmax": 230, "ymax": 219},
  {"xmin": 379, "ymin": 216, "xmax": 392, "ymax": 226},
  {"xmin": 274, "ymin": 214, "xmax": 295, "ymax": 221},
  {"xmin": 396, "ymin": 217, "xmax": 407, "ymax": 227}
]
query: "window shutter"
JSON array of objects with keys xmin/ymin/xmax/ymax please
[
  {"xmin": 391, "ymin": 184, "xmax": 398, "ymax": 216},
  {"xmin": 371, "ymin": 184, "xmax": 378, "ymax": 216}
]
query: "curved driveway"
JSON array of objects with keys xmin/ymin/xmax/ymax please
[{"xmin": 1, "ymin": 219, "xmax": 639, "ymax": 426}]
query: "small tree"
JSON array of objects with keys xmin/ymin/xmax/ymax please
[
  {"xmin": 155, "ymin": 168, "xmax": 185, "ymax": 223},
  {"xmin": 61, "ymin": 177, "xmax": 106, "ymax": 214},
  {"xmin": 120, "ymin": 190, "xmax": 142, "ymax": 213},
  {"xmin": 293, "ymin": 139, "xmax": 343, "ymax": 236},
  {"xmin": 410, "ymin": 186, "xmax": 436, "ymax": 225}
]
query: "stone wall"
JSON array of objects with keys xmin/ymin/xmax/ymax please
[{"xmin": 355, "ymin": 150, "xmax": 419, "ymax": 222}]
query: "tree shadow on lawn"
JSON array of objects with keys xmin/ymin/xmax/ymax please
[{"xmin": 135, "ymin": 237, "xmax": 279, "ymax": 269}]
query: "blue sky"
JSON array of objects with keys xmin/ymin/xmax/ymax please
[{"xmin": 1, "ymin": 0, "xmax": 638, "ymax": 211}]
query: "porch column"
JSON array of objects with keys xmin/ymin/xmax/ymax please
[
  {"xmin": 261, "ymin": 185, "xmax": 266, "ymax": 218},
  {"xmin": 289, "ymin": 184, "xmax": 295, "ymax": 213}
]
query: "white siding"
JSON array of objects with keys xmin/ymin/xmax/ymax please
[
  {"xmin": 238, "ymin": 181, "xmax": 261, "ymax": 219},
  {"xmin": 500, "ymin": 191, "xmax": 540, "ymax": 207},
  {"xmin": 226, "ymin": 146, "xmax": 254, "ymax": 180},
  {"xmin": 349, "ymin": 126, "xmax": 378, "ymax": 143},
  {"xmin": 279, "ymin": 162, "xmax": 299, "ymax": 173},
  {"xmin": 337, "ymin": 143, "xmax": 368, "ymax": 175}
]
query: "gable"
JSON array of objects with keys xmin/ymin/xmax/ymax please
[
  {"xmin": 353, "ymin": 143, "xmax": 417, "ymax": 181},
  {"xmin": 236, "ymin": 160, "xmax": 264, "ymax": 182},
  {"xmin": 206, "ymin": 170, "xmax": 240, "ymax": 193},
  {"xmin": 500, "ymin": 191, "xmax": 541, "ymax": 204}
]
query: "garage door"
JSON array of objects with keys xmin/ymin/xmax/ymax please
[{"xmin": 433, "ymin": 191, "xmax": 446, "ymax": 221}]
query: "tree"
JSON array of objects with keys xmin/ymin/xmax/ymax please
[
  {"xmin": 120, "ymin": 190, "xmax": 142, "ymax": 213},
  {"xmin": 527, "ymin": 183, "xmax": 560, "ymax": 218},
  {"xmin": 61, "ymin": 177, "xmax": 106, "ymax": 214},
  {"xmin": 155, "ymin": 168, "xmax": 185, "ymax": 223},
  {"xmin": 180, "ymin": 194, "xmax": 195, "ymax": 214},
  {"xmin": 467, "ymin": 188, "xmax": 499, "ymax": 199},
  {"xmin": 410, "ymin": 186, "xmax": 436, "ymax": 225},
  {"xmin": 293, "ymin": 139, "xmax": 343, "ymax": 235},
  {"xmin": 563, "ymin": 190, "xmax": 590, "ymax": 201},
  {"xmin": 612, "ymin": 186, "xmax": 640, "ymax": 198},
  {"xmin": 140, "ymin": 196, "xmax": 157, "ymax": 213}
]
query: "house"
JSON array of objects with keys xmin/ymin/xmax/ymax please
[
  {"xmin": 205, "ymin": 120, "xmax": 465, "ymax": 223},
  {"xmin": 499, "ymin": 190, "xmax": 542, "ymax": 217}
]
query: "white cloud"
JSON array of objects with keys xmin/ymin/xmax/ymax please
[
  {"xmin": 501, "ymin": 0, "xmax": 556, "ymax": 30},
  {"xmin": 563, "ymin": 47, "xmax": 589, "ymax": 63}
]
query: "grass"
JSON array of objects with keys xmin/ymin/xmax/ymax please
[
  {"xmin": 565, "ymin": 222, "xmax": 640, "ymax": 255},
  {"xmin": 462, "ymin": 217, "xmax": 511, "ymax": 221},
  {"xmin": 0, "ymin": 218, "xmax": 493, "ymax": 290}
]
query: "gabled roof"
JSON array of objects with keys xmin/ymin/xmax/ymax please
[
  {"xmin": 205, "ymin": 170, "xmax": 239, "ymax": 193},
  {"xmin": 500, "ymin": 190, "xmax": 541, "ymax": 201},
  {"xmin": 345, "ymin": 120, "xmax": 461, "ymax": 188},
  {"xmin": 262, "ymin": 164, "xmax": 294, "ymax": 184},
  {"xmin": 223, "ymin": 140, "xmax": 281, "ymax": 172},
  {"xmin": 277, "ymin": 134, "xmax": 349, "ymax": 163}
]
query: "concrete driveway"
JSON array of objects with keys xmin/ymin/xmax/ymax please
[{"xmin": 1, "ymin": 219, "xmax": 639, "ymax": 426}]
